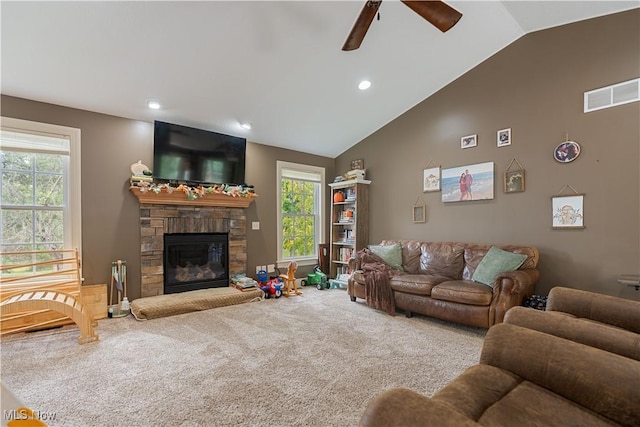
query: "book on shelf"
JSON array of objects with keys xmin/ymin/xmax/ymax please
[
  {"xmin": 338, "ymin": 247, "xmax": 353, "ymax": 262},
  {"xmin": 335, "ymin": 264, "xmax": 352, "ymax": 276}
]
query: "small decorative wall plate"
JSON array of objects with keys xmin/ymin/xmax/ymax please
[{"xmin": 553, "ymin": 141, "xmax": 581, "ymax": 163}]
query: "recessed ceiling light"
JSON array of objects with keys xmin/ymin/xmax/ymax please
[
  {"xmin": 146, "ymin": 99, "xmax": 161, "ymax": 110},
  {"xmin": 239, "ymin": 122, "xmax": 252, "ymax": 130},
  {"xmin": 358, "ymin": 80, "xmax": 371, "ymax": 90}
]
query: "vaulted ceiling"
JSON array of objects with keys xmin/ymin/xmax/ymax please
[{"xmin": 2, "ymin": 1, "xmax": 638, "ymax": 157}]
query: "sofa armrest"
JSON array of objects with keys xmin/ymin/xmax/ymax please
[
  {"xmin": 547, "ymin": 286, "xmax": 640, "ymax": 333},
  {"xmin": 359, "ymin": 388, "xmax": 480, "ymax": 427},
  {"xmin": 481, "ymin": 323, "xmax": 640, "ymax": 426},
  {"xmin": 348, "ymin": 256, "xmax": 359, "ymax": 272},
  {"xmin": 490, "ymin": 269, "xmax": 539, "ymax": 324},
  {"xmin": 504, "ymin": 306, "xmax": 640, "ymax": 360}
]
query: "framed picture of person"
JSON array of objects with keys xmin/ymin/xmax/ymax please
[
  {"xmin": 441, "ymin": 162, "xmax": 494, "ymax": 203},
  {"xmin": 553, "ymin": 141, "xmax": 581, "ymax": 163},
  {"xmin": 497, "ymin": 128, "xmax": 511, "ymax": 147},
  {"xmin": 461, "ymin": 134, "xmax": 477, "ymax": 149}
]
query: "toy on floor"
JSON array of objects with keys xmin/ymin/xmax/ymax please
[
  {"xmin": 301, "ymin": 266, "xmax": 329, "ymax": 290},
  {"xmin": 280, "ymin": 261, "xmax": 302, "ymax": 297},
  {"xmin": 259, "ymin": 277, "xmax": 284, "ymax": 299}
]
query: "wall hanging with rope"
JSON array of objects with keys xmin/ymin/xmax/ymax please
[
  {"xmin": 423, "ymin": 160, "xmax": 441, "ymax": 192},
  {"xmin": 504, "ymin": 158, "xmax": 525, "ymax": 193},
  {"xmin": 551, "ymin": 185, "xmax": 585, "ymax": 229}
]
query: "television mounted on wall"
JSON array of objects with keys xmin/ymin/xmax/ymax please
[{"xmin": 153, "ymin": 121, "xmax": 246, "ymax": 186}]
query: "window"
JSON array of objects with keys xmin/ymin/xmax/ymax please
[
  {"xmin": 277, "ymin": 161, "xmax": 325, "ymax": 266},
  {"xmin": 0, "ymin": 117, "xmax": 81, "ymax": 254}
]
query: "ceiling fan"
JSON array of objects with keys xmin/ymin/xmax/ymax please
[{"xmin": 342, "ymin": 0, "xmax": 462, "ymax": 51}]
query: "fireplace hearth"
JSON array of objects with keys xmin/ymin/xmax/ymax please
[{"xmin": 164, "ymin": 233, "xmax": 229, "ymax": 294}]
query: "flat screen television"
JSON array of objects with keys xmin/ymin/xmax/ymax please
[{"xmin": 153, "ymin": 121, "xmax": 246, "ymax": 185}]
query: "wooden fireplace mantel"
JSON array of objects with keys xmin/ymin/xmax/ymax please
[{"xmin": 129, "ymin": 186, "xmax": 256, "ymax": 208}]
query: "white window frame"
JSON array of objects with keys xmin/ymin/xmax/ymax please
[
  {"xmin": 0, "ymin": 116, "xmax": 82, "ymax": 254},
  {"xmin": 276, "ymin": 161, "xmax": 325, "ymax": 268}
]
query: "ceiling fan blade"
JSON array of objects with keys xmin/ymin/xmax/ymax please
[
  {"xmin": 342, "ymin": 1, "xmax": 382, "ymax": 51},
  {"xmin": 401, "ymin": 1, "xmax": 462, "ymax": 32}
]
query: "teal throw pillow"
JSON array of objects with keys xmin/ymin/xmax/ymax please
[
  {"xmin": 369, "ymin": 243, "xmax": 404, "ymax": 271},
  {"xmin": 472, "ymin": 246, "xmax": 527, "ymax": 287}
]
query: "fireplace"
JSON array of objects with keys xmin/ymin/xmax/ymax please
[
  {"xmin": 163, "ymin": 233, "xmax": 229, "ymax": 294},
  {"xmin": 136, "ymin": 202, "xmax": 249, "ymax": 297}
]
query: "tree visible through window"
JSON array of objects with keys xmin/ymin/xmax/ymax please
[
  {"xmin": 1, "ymin": 150, "xmax": 66, "ymax": 252},
  {"xmin": 281, "ymin": 178, "xmax": 316, "ymax": 258},
  {"xmin": 0, "ymin": 117, "xmax": 81, "ymax": 256},
  {"xmin": 277, "ymin": 161, "xmax": 325, "ymax": 264}
]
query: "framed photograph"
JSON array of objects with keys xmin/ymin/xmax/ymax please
[
  {"xmin": 497, "ymin": 128, "xmax": 511, "ymax": 147},
  {"xmin": 552, "ymin": 194, "xmax": 585, "ymax": 229},
  {"xmin": 441, "ymin": 162, "xmax": 494, "ymax": 203},
  {"xmin": 553, "ymin": 141, "xmax": 581, "ymax": 163},
  {"xmin": 423, "ymin": 166, "xmax": 441, "ymax": 192},
  {"xmin": 350, "ymin": 159, "xmax": 364, "ymax": 170},
  {"xmin": 461, "ymin": 134, "xmax": 477, "ymax": 149},
  {"xmin": 413, "ymin": 204, "xmax": 426, "ymax": 223}
]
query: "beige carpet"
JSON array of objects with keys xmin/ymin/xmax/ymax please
[{"xmin": 0, "ymin": 288, "xmax": 486, "ymax": 426}]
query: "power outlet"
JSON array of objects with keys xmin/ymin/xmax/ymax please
[
  {"xmin": 255, "ymin": 265, "xmax": 262, "ymax": 275},
  {"xmin": 267, "ymin": 264, "xmax": 275, "ymax": 272}
]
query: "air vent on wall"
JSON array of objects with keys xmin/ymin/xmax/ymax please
[{"xmin": 584, "ymin": 78, "xmax": 639, "ymax": 113}]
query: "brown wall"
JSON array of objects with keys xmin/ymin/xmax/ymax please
[
  {"xmin": 3, "ymin": 10, "xmax": 637, "ymax": 301},
  {"xmin": 336, "ymin": 10, "xmax": 640, "ymax": 299},
  {"xmin": 0, "ymin": 96, "xmax": 334, "ymax": 299}
]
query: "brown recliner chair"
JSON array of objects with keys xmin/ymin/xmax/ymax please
[
  {"xmin": 359, "ymin": 322, "xmax": 640, "ymax": 427},
  {"xmin": 504, "ymin": 286, "xmax": 640, "ymax": 360}
]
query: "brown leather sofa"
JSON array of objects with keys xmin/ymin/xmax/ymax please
[
  {"xmin": 359, "ymin": 322, "xmax": 640, "ymax": 427},
  {"xmin": 504, "ymin": 286, "xmax": 640, "ymax": 360},
  {"xmin": 348, "ymin": 240, "xmax": 540, "ymax": 328}
]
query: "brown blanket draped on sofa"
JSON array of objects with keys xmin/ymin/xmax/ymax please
[{"xmin": 357, "ymin": 249, "xmax": 395, "ymax": 315}]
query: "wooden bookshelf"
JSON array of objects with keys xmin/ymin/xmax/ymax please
[{"xmin": 328, "ymin": 178, "xmax": 370, "ymax": 279}]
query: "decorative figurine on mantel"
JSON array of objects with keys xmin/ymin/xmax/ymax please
[{"xmin": 130, "ymin": 160, "xmax": 153, "ymax": 186}]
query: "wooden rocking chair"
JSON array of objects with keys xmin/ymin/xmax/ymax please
[{"xmin": 280, "ymin": 261, "xmax": 302, "ymax": 297}]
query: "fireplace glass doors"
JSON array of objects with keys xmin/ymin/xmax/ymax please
[{"xmin": 163, "ymin": 233, "xmax": 229, "ymax": 294}]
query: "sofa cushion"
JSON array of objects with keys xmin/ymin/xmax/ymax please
[
  {"xmin": 463, "ymin": 244, "xmax": 538, "ymax": 280},
  {"xmin": 382, "ymin": 240, "xmax": 421, "ymax": 274},
  {"xmin": 431, "ymin": 280, "xmax": 493, "ymax": 306},
  {"xmin": 369, "ymin": 243, "xmax": 403, "ymax": 271},
  {"xmin": 420, "ymin": 242, "xmax": 465, "ymax": 279},
  {"xmin": 389, "ymin": 274, "xmax": 449, "ymax": 296},
  {"xmin": 478, "ymin": 381, "xmax": 615, "ymax": 427},
  {"xmin": 472, "ymin": 246, "xmax": 527, "ymax": 287}
]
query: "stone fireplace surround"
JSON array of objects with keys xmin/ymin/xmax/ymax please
[{"xmin": 131, "ymin": 188, "xmax": 254, "ymax": 297}]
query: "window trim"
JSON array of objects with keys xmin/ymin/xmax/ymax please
[
  {"xmin": 1, "ymin": 116, "xmax": 82, "ymax": 255},
  {"xmin": 276, "ymin": 161, "xmax": 325, "ymax": 268}
]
